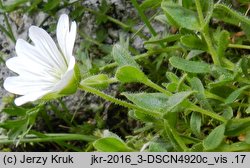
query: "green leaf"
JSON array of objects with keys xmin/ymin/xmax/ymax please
[
  {"xmin": 166, "ymin": 72, "xmax": 179, "ymax": 83},
  {"xmin": 181, "ymin": 35, "xmax": 207, "ymax": 51},
  {"xmin": 208, "ymin": 66, "xmax": 234, "ymax": 88},
  {"xmin": 93, "ymin": 137, "xmax": 133, "ymax": 152},
  {"xmin": 225, "ymin": 118, "xmax": 250, "ymax": 136},
  {"xmin": 122, "ymin": 92, "xmax": 168, "ymax": 111},
  {"xmin": 217, "ymin": 30, "xmax": 230, "ymax": 61},
  {"xmin": 1, "ymin": 0, "xmax": 29, "ymax": 12},
  {"xmin": 129, "ymin": 110, "xmax": 158, "ymax": 123},
  {"xmin": 214, "ymin": 4, "xmax": 250, "ymax": 27},
  {"xmin": 241, "ymin": 57, "xmax": 250, "ymax": 78},
  {"xmin": 164, "ymin": 120, "xmax": 187, "ymax": 151},
  {"xmin": 182, "ymin": 0, "xmax": 194, "ymax": 8},
  {"xmin": 154, "ymin": 14, "xmax": 168, "ymax": 24},
  {"xmin": 213, "ymin": 5, "xmax": 239, "ymax": 26},
  {"xmin": 161, "ymin": 1, "xmax": 200, "ymax": 30},
  {"xmin": 224, "ymin": 86, "xmax": 250, "ymax": 104},
  {"xmin": 43, "ymin": 0, "xmax": 60, "ymax": 12},
  {"xmin": 163, "ymin": 83, "xmax": 177, "ymax": 92},
  {"xmin": 222, "ymin": 106, "xmax": 233, "ymax": 120},
  {"xmin": 246, "ymin": 131, "xmax": 250, "ymax": 144},
  {"xmin": 140, "ymin": 0, "xmax": 161, "ymax": 10},
  {"xmin": 164, "ymin": 91, "xmax": 194, "ymax": 112},
  {"xmin": 144, "ymin": 34, "xmax": 181, "ymax": 45},
  {"xmin": 237, "ymin": 0, "xmax": 250, "ymax": 4},
  {"xmin": 80, "ymin": 74, "xmax": 110, "ymax": 90},
  {"xmin": 169, "ymin": 56, "xmax": 211, "ymax": 73},
  {"xmin": 190, "ymin": 77, "xmax": 213, "ymax": 111},
  {"xmin": 0, "ymin": 105, "xmax": 42, "ymax": 140},
  {"xmin": 148, "ymin": 141, "xmax": 170, "ymax": 152},
  {"xmin": 203, "ymin": 124, "xmax": 225, "ymax": 151},
  {"xmin": 112, "ymin": 41, "xmax": 139, "ymax": 68},
  {"xmin": 190, "ymin": 143, "xmax": 204, "ymax": 152},
  {"xmin": 190, "ymin": 112, "xmax": 202, "ymax": 137},
  {"xmin": 186, "ymin": 50, "xmax": 205, "ymax": 60},
  {"xmin": 2, "ymin": 106, "xmax": 27, "ymax": 116},
  {"xmin": 115, "ymin": 65, "xmax": 147, "ymax": 83}
]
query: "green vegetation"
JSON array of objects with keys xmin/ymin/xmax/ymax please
[{"xmin": 1, "ymin": 0, "xmax": 250, "ymax": 152}]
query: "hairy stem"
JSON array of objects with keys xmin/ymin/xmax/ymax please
[{"xmin": 79, "ymin": 84, "xmax": 162, "ymax": 118}]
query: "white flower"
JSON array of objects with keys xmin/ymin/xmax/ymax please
[{"xmin": 3, "ymin": 14, "xmax": 80, "ymax": 106}]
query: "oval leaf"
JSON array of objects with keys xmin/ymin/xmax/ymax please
[
  {"xmin": 169, "ymin": 56, "xmax": 211, "ymax": 73},
  {"xmin": 122, "ymin": 92, "xmax": 169, "ymax": 111},
  {"xmin": 225, "ymin": 119, "xmax": 250, "ymax": 136},
  {"xmin": 129, "ymin": 110, "xmax": 158, "ymax": 123},
  {"xmin": 112, "ymin": 43, "xmax": 139, "ymax": 68},
  {"xmin": 115, "ymin": 65, "xmax": 147, "ymax": 83},
  {"xmin": 161, "ymin": 2, "xmax": 200, "ymax": 30},
  {"xmin": 190, "ymin": 77, "xmax": 213, "ymax": 111},
  {"xmin": 181, "ymin": 35, "xmax": 207, "ymax": 51},
  {"xmin": 190, "ymin": 112, "xmax": 202, "ymax": 137},
  {"xmin": 203, "ymin": 124, "xmax": 225, "ymax": 151}
]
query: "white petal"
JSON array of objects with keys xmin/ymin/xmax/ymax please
[
  {"xmin": 4, "ymin": 76, "xmax": 54, "ymax": 95},
  {"xmin": 68, "ymin": 21, "xmax": 76, "ymax": 58},
  {"xmin": 29, "ymin": 26, "xmax": 67, "ymax": 72},
  {"xmin": 56, "ymin": 14, "xmax": 76, "ymax": 63},
  {"xmin": 51, "ymin": 56, "xmax": 75, "ymax": 92},
  {"xmin": 14, "ymin": 91, "xmax": 50, "ymax": 106},
  {"xmin": 57, "ymin": 14, "xmax": 69, "ymax": 61},
  {"xmin": 15, "ymin": 39, "xmax": 55, "ymax": 69},
  {"xmin": 6, "ymin": 57, "xmax": 59, "ymax": 82}
]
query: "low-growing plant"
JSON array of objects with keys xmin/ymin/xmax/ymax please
[{"xmin": 1, "ymin": 0, "xmax": 250, "ymax": 152}]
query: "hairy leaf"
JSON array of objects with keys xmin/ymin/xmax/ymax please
[{"xmin": 169, "ymin": 57, "xmax": 211, "ymax": 73}]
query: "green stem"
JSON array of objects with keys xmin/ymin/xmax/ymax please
[
  {"xmin": 83, "ymin": 7, "xmax": 147, "ymax": 40},
  {"xmin": 130, "ymin": 0, "xmax": 157, "ymax": 37},
  {"xmin": 79, "ymin": 84, "xmax": 162, "ymax": 118},
  {"xmin": 195, "ymin": 0, "xmax": 220, "ymax": 66},
  {"xmin": 189, "ymin": 104, "xmax": 227, "ymax": 123},
  {"xmin": 79, "ymin": 31, "xmax": 103, "ymax": 46},
  {"xmin": 205, "ymin": 91, "xmax": 225, "ymax": 102},
  {"xmin": 131, "ymin": 11, "xmax": 160, "ymax": 40},
  {"xmin": 3, "ymin": 13, "xmax": 15, "ymax": 43},
  {"xmin": 145, "ymin": 79, "xmax": 172, "ymax": 96},
  {"xmin": 228, "ymin": 44, "xmax": 250, "ymax": 50},
  {"xmin": 203, "ymin": 27, "xmax": 220, "ymax": 65},
  {"xmin": 0, "ymin": 134, "xmax": 97, "ymax": 144},
  {"xmin": 144, "ymin": 34, "xmax": 182, "ymax": 44}
]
